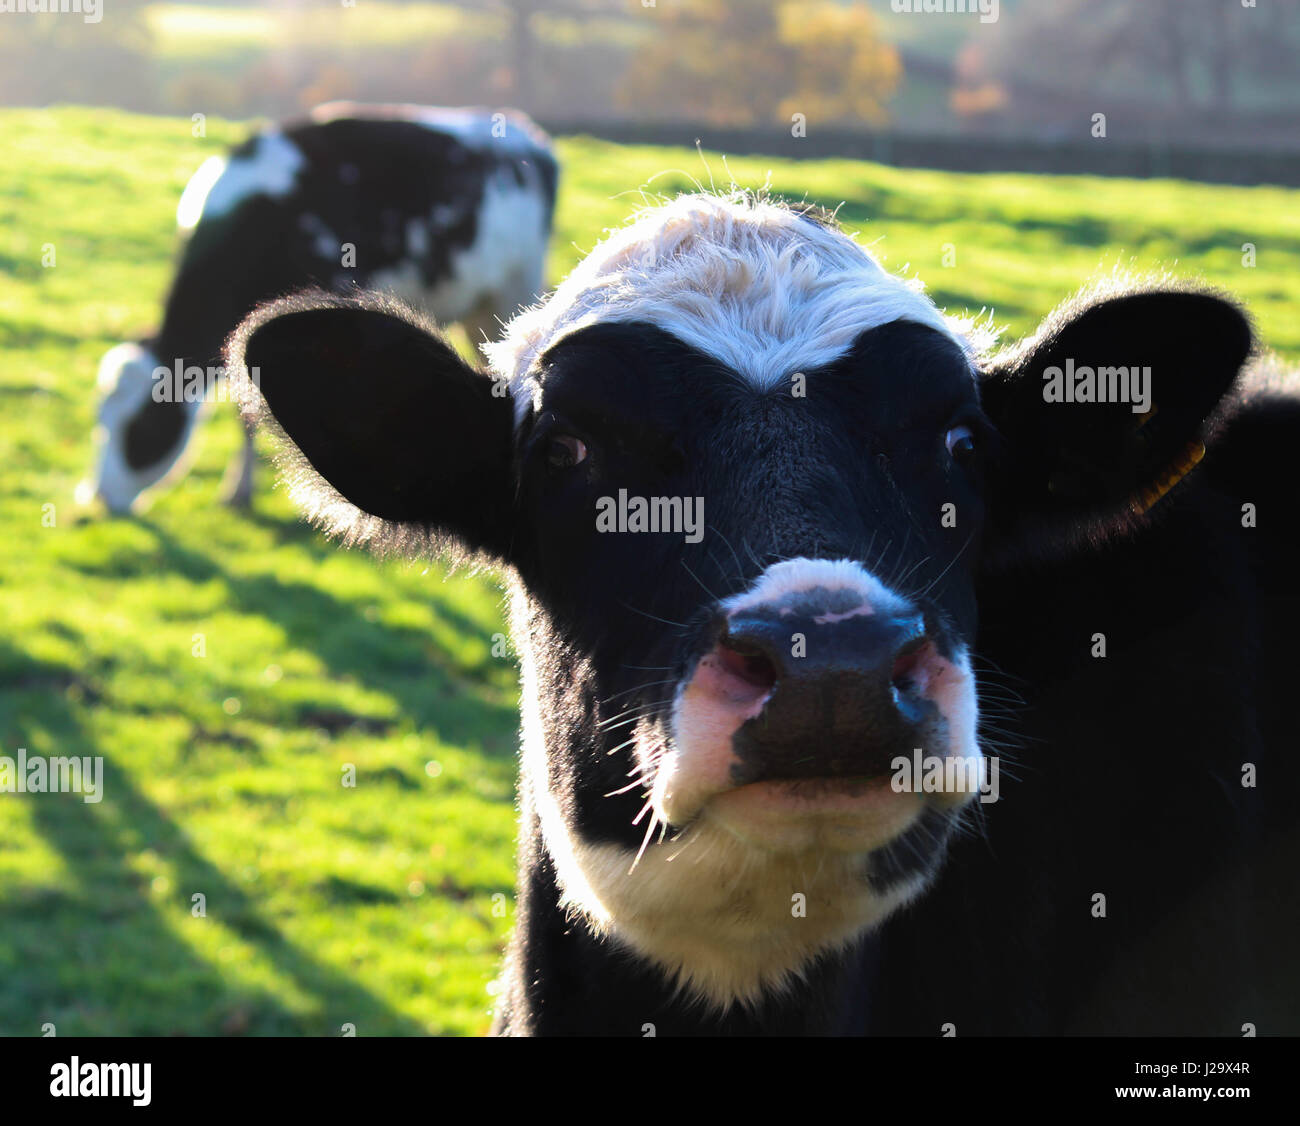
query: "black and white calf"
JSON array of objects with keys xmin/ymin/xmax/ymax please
[
  {"xmin": 229, "ymin": 193, "xmax": 1299, "ymax": 1035},
  {"xmin": 86, "ymin": 102, "xmax": 557, "ymax": 513}
]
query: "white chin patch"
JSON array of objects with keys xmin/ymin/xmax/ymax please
[
  {"xmin": 563, "ymin": 828, "xmax": 928, "ymax": 1010},
  {"xmin": 514, "ymin": 558, "xmax": 981, "ymax": 1010}
]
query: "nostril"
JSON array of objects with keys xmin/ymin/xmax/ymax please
[
  {"xmin": 717, "ymin": 637, "xmax": 780, "ymax": 691},
  {"xmin": 889, "ymin": 639, "xmax": 932, "ymax": 700}
]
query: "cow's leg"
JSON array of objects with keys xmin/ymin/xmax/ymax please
[
  {"xmin": 458, "ymin": 294, "xmax": 507, "ymax": 350},
  {"xmin": 459, "ymin": 275, "xmax": 543, "ymax": 353},
  {"xmin": 219, "ymin": 413, "xmax": 257, "ymax": 509},
  {"xmin": 501, "ymin": 264, "xmax": 546, "ymax": 322}
]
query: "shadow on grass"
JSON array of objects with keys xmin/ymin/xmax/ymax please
[
  {"xmin": 0, "ymin": 645, "xmax": 427, "ymax": 1036},
  {"xmin": 65, "ymin": 518, "xmax": 519, "ymax": 753}
]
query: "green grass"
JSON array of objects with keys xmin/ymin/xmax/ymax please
[{"xmin": 2, "ymin": 106, "xmax": 1298, "ymax": 1036}]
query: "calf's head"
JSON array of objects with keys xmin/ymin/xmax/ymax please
[{"xmin": 229, "ymin": 194, "xmax": 1250, "ymax": 1007}]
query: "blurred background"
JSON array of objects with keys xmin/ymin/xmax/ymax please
[
  {"xmin": 1, "ymin": 0, "xmax": 1297, "ymax": 1036},
  {"xmin": 6, "ymin": 0, "xmax": 1300, "ymax": 146}
]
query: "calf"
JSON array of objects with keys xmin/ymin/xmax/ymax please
[
  {"xmin": 228, "ymin": 192, "xmax": 1299, "ymax": 1035},
  {"xmin": 85, "ymin": 102, "xmax": 557, "ymax": 513}
]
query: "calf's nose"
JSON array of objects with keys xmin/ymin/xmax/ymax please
[{"xmin": 715, "ymin": 591, "xmax": 942, "ymax": 783}]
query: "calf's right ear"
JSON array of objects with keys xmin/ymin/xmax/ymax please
[{"xmin": 227, "ymin": 294, "xmax": 516, "ymax": 562}]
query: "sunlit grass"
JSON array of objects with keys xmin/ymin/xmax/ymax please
[
  {"xmin": 1, "ymin": 106, "xmax": 1297, "ymax": 1035},
  {"xmin": 146, "ymin": 2, "xmax": 492, "ymax": 60}
]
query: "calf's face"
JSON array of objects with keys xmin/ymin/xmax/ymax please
[
  {"xmin": 515, "ymin": 318, "xmax": 985, "ymax": 852},
  {"xmin": 229, "ymin": 194, "xmax": 1250, "ymax": 1006}
]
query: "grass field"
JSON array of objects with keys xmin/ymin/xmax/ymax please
[{"xmin": 1, "ymin": 107, "xmax": 1298, "ymax": 1036}]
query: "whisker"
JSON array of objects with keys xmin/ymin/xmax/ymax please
[
  {"xmin": 603, "ymin": 734, "xmax": 643, "ymax": 757},
  {"xmin": 597, "ymin": 708, "xmax": 671, "ymax": 735},
  {"xmin": 708, "ymin": 523, "xmax": 747, "ymax": 589},
  {"xmin": 918, "ymin": 530, "xmax": 976, "ymax": 601},
  {"xmin": 597, "ymin": 678, "xmax": 679, "ymax": 706},
  {"xmin": 604, "ymin": 776, "xmax": 650, "ymax": 797},
  {"xmin": 596, "ymin": 701, "xmax": 670, "ymax": 729},
  {"xmin": 681, "ymin": 557, "xmax": 722, "ymax": 603},
  {"xmin": 619, "ymin": 599, "xmax": 690, "ymax": 630}
]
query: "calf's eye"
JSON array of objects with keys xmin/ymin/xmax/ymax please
[
  {"xmin": 547, "ymin": 434, "xmax": 588, "ymax": 469},
  {"xmin": 945, "ymin": 425, "xmax": 977, "ymax": 464}
]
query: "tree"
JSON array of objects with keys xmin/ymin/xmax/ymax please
[
  {"xmin": 954, "ymin": 0, "xmax": 1300, "ymax": 140},
  {"xmin": 618, "ymin": 0, "xmax": 900, "ymax": 127},
  {"xmin": 775, "ymin": 2, "xmax": 902, "ymax": 126}
]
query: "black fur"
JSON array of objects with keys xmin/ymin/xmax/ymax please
[{"xmin": 229, "ymin": 259, "xmax": 1298, "ymax": 1036}]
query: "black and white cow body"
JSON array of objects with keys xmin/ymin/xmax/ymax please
[
  {"xmin": 88, "ymin": 102, "xmax": 557, "ymax": 512},
  {"xmin": 228, "ymin": 193, "xmax": 1299, "ymax": 1036}
]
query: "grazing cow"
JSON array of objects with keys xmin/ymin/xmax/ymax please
[
  {"xmin": 227, "ymin": 192, "xmax": 1299, "ymax": 1036},
  {"xmin": 85, "ymin": 102, "xmax": 557, "ymax": 513}
]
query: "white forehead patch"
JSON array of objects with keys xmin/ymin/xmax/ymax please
[{"xmin": 484, "ymin": 192, "xmax": 986, "ymax": 426}]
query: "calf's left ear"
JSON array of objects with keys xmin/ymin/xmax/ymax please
[
  {"xmin": 979, "ymin": 287, "xmax": 1252, "ymax": 559},
  {"xmin": 227, "ymin": 294, "xmax": 516, "ymax": 562}
]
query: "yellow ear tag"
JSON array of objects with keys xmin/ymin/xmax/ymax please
[{"xmin": 1130, "ymin": 439, "xmax": 1206, "ymax": 515}]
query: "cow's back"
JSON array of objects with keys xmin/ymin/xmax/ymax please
[{"xmin": 160, "ymin": 104, "xmax": 556, "ymax": 364}]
